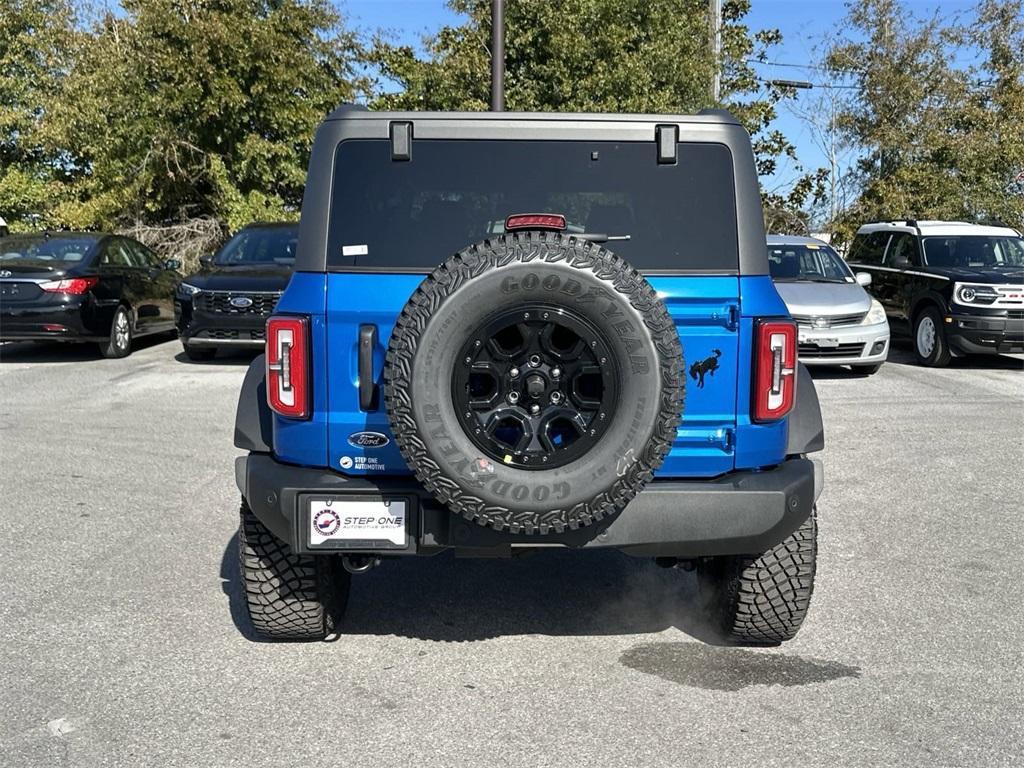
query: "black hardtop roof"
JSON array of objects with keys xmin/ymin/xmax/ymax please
[
  {"xmin": 324, "ymin": 104, "xmax": 741, "ymax": 126},
  {"xmin": 239, "ymin": 221, "xmax": 299, "ymax": 230},
  {"xmin": 2, "ymin": 231, "xmax": 105, "ymax": 240}
]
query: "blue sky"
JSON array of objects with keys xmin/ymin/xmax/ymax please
[{"xmin": 340, "ymin": 0, "xmax": 982, "ymax": 196}]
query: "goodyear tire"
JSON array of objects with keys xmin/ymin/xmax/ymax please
[
  {"xmin": 385, "ymin": 231, "xmax": 684, "ymax": 535},
  {"xmin": 238, "ymin": 498, "xmax": 350, "ymax": 641},
  {"xmin": 697, "ymin": 507, "xmax": 818, "ymax": 646}
]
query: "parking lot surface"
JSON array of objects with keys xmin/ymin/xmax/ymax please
[{"xmin": 1, "ymin": 338, "xmax": 1022, "ymax": 767}]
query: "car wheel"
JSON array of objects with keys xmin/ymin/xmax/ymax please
[
  {"xmin": 913, "ymin": 306, "xmax": 952, "ymax": 367},
  {"xmin": 852, "ymin": 363, "xmax": 882, "ymax": 376},
  {"xmin": 384, "ymin": 231, "xmax": 685, "ymax": 535},
  {"xmin": 183, "ymin": 344, "xmax": 217, "ymax": 362},
  {"xmin": 238, "ymin": 497, "xmax": 350, "ymax": 641},
  {"xmin": 99, "ymin": 305, "xmax": 133, "ymax": 359},
  {"xmin": 696, "ymin": 507, "xmax": 817, "ymax": 646}
]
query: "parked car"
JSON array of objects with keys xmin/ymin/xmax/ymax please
[
  {"xmin": 0, "ymin": 232, "xmax": 178, "ymax": 357},
  {"xmin": 846, "ymin": 220, "xmax": 1024, "ymax": 366},
  {"xmin": 767, "ymin": 235, "xmax": 889, "ymax": 375},
  {"xmin": 174, "ymin": 222, "xmax": 297, "ymax": 361},
  {"xmin": 230, "ymin": 107, "xmax": 827, "ymax": 646}
]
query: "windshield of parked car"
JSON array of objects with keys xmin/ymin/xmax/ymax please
[
  {"xmin": 922, "ymin": 235, "xmax": 1024, "ymax": 268},
  {"xmin": 215, "ymin": 227, "xmax": 298, "ymax": 266},
  {"xmin": 768, "ymin": 243, "xmax": 853, "ymax": 283},
  {"xmin": 0, "ymin": 235, "xmax": 98, "ymax": 263}
]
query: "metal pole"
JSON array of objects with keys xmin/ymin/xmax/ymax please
[
  {"xmin": 491, "ymin": 0, "xmax": 505, "ymax": 111},
  {"xmin": 710, "ymin": 0, "xmax": 721, "ymax": 102}
]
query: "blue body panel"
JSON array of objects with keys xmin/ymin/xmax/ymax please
[{"xmin": 271, "ymin": 272, "xmax": 792, "ymax": 479}]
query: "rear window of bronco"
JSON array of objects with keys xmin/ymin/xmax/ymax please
[{"xmin": 327, "ymin": 139, "xmax": 739, "ymax": 272}]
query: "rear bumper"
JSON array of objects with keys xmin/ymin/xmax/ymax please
[
  {"xmin": 0, "ymin": 299, "xmax": 106, "ymax": 342},
  {"xmin": 947, "ymin": 313, "xmax": 1024, "ymax": 355},
  {"xmin": 236, "ymin": 452, "xmax": 821, "ymax": 558}
]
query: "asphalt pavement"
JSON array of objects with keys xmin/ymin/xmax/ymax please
[{"xmin": 1, "ymin": 336, "xmax": 1022, "ymax": 767}]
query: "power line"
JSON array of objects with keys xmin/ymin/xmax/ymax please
[{"xmin": 746, "ymin": 58, "xmax": 863, "ymax": 76}]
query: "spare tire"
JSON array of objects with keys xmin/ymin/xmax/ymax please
[{"xmin": 384, "ymin": 231, "xmax": 684, "ymax": 534}]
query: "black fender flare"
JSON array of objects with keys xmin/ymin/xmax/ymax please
[
  {"xmin": 909, "ymin": 289, "xmax": 949, "ymax": 325},
  {"xmin": 786, "ymin": 363, "xmax": 824, "ymax": 455},
  {"xmin": 234, "ymin": 354, "xmax": 272, "ymax": 453}
]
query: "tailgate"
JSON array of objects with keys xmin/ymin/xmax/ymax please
[{"xmin": 326, "ymin": 273, "xmax": 739, "ymax": 478}]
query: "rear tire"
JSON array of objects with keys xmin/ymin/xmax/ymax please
[
  {"xmin": 183, "ymin": 344, "xmax": 216, "ymax": 362},
  {"xmin": 238, "ymin": 497, "xmax": 350, "ymax": 641},
  {"xmin": 697, "ymin": 507, "xmax": 817, "ymax": 646},
  {"xmin": 99, "ymin": 305, "xmax": 133, "ymax": 358},
  {"xmin": 913, "ymin": 307, "xmax": 952, "ymax": 367}
]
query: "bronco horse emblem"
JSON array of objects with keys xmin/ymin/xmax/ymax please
[{"xmin": 689, "ymin": 349, "xmax": 722, "ymax": 389}]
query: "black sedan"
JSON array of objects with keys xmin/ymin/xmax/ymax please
[
  {"xmin": 0, "ymin": 232, "xmax": 179, "ymax": 358},
  {"xmin": 174, "ymin": 222, "xmax": 297, "ymax": 361}
]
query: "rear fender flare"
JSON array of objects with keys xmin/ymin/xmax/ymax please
[
  {"xmin": 235, "ymin": 354, "xmax": 272, "ymax": 454},
  {"xmin": 786, "ymin": 363, "xmax": 824, "ymax": 455}
]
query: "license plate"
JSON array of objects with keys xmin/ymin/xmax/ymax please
[
  {"xmin": 308, "ymin": 498, "xmax": 407, "ymax": 547},
  {"xmin": 812, "ymin": 337, "xmax": 840, "ymax": 348}
]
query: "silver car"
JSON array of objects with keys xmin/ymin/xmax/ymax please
[{"xmin": 768, "ymin": 235, "xmax": 890, "ymax": 374}]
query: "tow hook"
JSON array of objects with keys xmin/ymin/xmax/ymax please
[{"xmin": 341, "ymin": 554, "xmax": 380, "ymax": 575}]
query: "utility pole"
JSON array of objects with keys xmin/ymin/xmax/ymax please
[
  {"xmin": 491, "ymin": 0, "xmax": 505, "ymax": 111},
  {"xmin": 710, "ymin": 0, "xmax": 721, "ymax": 102}
]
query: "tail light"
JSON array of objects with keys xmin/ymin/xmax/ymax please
[
  {"xmin": 753, "ymin": 319, "xmax": 797, "ymax": 422},
  {"xmin": 266, "ymin": 316, "xmax": 310, "ymax": 419},
  {"xmin": 505, "ymin": 213, "xmax": 567, "ymax": 231},
  {"xmin": 40, "ymin": 277, "xmax": 99, "ymax": 294}
]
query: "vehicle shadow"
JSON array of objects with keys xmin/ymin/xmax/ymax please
[
  {"xmin": 219, "ymin": 533, "xmax": 720, "ymax": 644},
  {"xmin": 0, "ymin": 334, "xmax": 175, "ymax": 364},
  {"xmin": 885, "ymin": 340, "xmax": 1024, "ymax": 370},
  {"xmin": 174, "ymin": 348, "xmax": 260, "ymax": 366},
  {"xmin": 803, "ymin": 341, "xmax": 1023, "ymax": 377}
]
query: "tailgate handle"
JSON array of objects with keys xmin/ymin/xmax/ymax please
[{"xmin": 358, "ymin": 324, "xmax": 378, "ymax": 411}]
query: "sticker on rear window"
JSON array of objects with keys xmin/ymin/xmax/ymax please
[{"xmin": 342, "ymin": 244, "xmax": 368, "ymax": 256}]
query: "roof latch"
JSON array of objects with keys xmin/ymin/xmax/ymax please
[
  {"xmin": 656, "ymin": 124, "xmax": 678, "ymax": 165},
  {"xmin": 390, "ymin": 121, "xmax": 412, "ymax": 162}
]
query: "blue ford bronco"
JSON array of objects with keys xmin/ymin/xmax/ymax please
[{"xmin": 233, "ymin": 106, "xmax": 825, "ymax": 645}]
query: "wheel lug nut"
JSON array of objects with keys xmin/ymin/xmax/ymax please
[
  {"xmin": 508, "ymin": 391, "xmax": 520, "ymax": 404},
  {"xmin": 530, "ymin": 404, "xmax": 540, "ymax": 415},
  {"xmin": 550, "ymin": 391, "xmax": 563, "ymax": 404},
  {"xmin": 510, "ymin": 367, "xmax": 520, "ymax": 378},
  {"xmin": 528, "ymin": 355, "xmax": 541, "ymax": 367},
  {"xmin": 551, "ymin": 367, "xmax": 561, "ymax": 378}
]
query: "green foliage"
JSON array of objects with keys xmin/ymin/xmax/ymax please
[
  {"xmin": 41, "ymin": 0, "xmax": 368, "ymax": 229},
  {"xmin": 370, "ymin": 0, "xmax": 824, "ymax": 216},
  {"xmin": 0, "ymin": 0, "xmax": 77, "ymax": 230},
  {"xmin": 826, "ymin": 0, "xmax": 1024, "ymax": 242}
]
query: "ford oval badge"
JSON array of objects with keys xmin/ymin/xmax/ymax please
[
  {"xmin": 230, "ymin": 296, "xmax": 253, "ymax": 308},
  {"xmin": 348, "ymin": 431, "xmax": 390, "ymax": 448}
]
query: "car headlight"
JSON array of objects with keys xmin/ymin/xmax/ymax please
[
  {"xmin": 178, "ymin": 282, "xmax": 202, "ymax": 297},
  {"xmin": 862, "ymin": 299, "xmax": 887, "ymax": 325},
  {"xmin": 953, "ymin": 282, "xmax": 998, "ymax": 306}
]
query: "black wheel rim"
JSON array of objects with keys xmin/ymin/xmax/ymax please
[{"xmin": 452, "ymin": 304, "xmax": 619, "ymax": 470}]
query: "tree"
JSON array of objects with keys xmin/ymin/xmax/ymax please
[
  {"xmin": 370, "ymin": 0, "xmax": 825, "ymax": 217},
  {"xmin": 0, "ymin": 0, "xmax": 77, "ymax": 230},
  {"xmin": 824, "ymin": 0, "xmax": 1024, "ymax": 242},
  {"xmin": 43, "ymin": 0, "xmax": 367, "ymax": 230}
]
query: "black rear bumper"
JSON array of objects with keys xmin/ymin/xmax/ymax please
[
  {"xmin": 0, "ymin": 299, "xmax": 107, "ymax": 342},
  {"xmin": 236, "ymin": 452, "xmax": 821, "ymax": 558}
]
